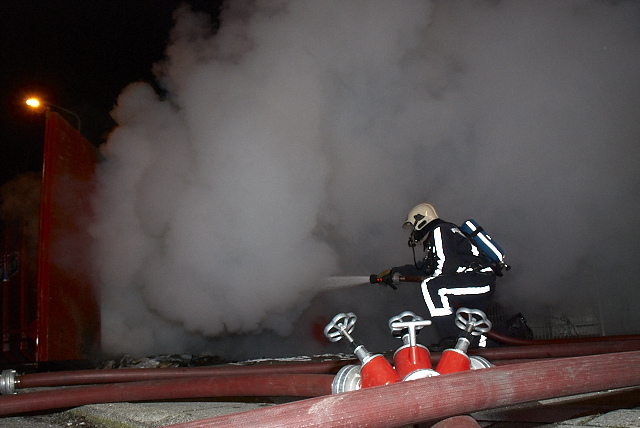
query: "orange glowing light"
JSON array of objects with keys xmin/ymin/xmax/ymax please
[
  {"xmin": 24, "ymin": 97, "xmax": 82, "ymax": 132},
  {"xmin": 26, "ymin": 98, "xmax": 41, "ymax": 108}
]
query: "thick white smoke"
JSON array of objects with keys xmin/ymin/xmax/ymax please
[{"xmin": 92, "ymin": 0, "xmax": 640, "ymax": 359}]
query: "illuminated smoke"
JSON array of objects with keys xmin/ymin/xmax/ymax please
[{"xmin": 91, "ymin": 1, "xmax": 640, "ymax": 359}]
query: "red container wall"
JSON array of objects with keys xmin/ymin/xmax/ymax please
[
  {"xmin": 1, "ymin": 225, "xmax": 37, "ymax": 364},
  {"xmin": 36, "ymin": 112, "xmax": 100, "ymax": 362}
]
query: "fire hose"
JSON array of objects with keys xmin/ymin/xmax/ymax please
[
  {"xmin": 159, "ymin": 350, "xmax": 640, "ymax": 428},
  {"xmin": 0, "ymin": 374, "xmax": 333, "ymax": 416},
  {"xmin": 487, "ymin": 329, "xmax": 640, "ymax": 345},
  {"xmin": 4, "ymin": 360, "xmax": 346, "ymax": 391},
  {"xmin": 3, "ymin": 338, "xmax": 639, "ymax": 393},
  {"xmin": 468, "ymin": 337, "xmax": 640, "ymax": 362},
  {"xmin": 0, "ymin": 339, "xmax": 638, "ymax": 419},
  {"xmin": 2, "ymin": 300, "xmax": 639, "ymax": 423}
]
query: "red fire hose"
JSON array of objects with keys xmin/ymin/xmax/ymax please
[
  {"xmin": 487, "ymin": 330, "xmax": 640, "ymax": 345},
  {"xmin": 468, "ymin": 337, "xmax": 640, "ymax": 361},
  {"xmin": 161, "ymin": 350, "xmax": 640, "ymax": 428},
  {"xmin": 418, "ymin": 338, "xmax": 640, "ymax": 366},
  {"xmin": 0, "ymin": 374, "xmax": 333, "ymax": 416},
  {"xmin": 14, "ymin": 360, "xmax": 347, "ymax": 389},
  {"xmin": 1, "ymin": 337, "xmax": 638, "ymax": 420},
  {"xmin": 8, "ymin": 339, "xmax": 640, "ymax": 391}
]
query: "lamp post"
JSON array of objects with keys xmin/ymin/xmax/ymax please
[{"xmin": 25, "ymin": 98, "xmax": 81, "ymax": 133}]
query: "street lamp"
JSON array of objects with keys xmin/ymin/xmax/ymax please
[{"xmin": 25, "ymin": 98, "xmax": 81, "ymax": 133}]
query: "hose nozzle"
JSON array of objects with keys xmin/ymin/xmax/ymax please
[
  {"xmin": 369, "ymin": 271, "xmax": 402, "ymax": 289},
  {"xmin": 370, "ymin": 272, "xmax": 428, "ymax": 288}
]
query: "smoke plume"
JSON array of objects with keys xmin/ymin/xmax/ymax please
[{"xmin": 92, "ymin": 0, "xmax": 640, "ymax": 359}]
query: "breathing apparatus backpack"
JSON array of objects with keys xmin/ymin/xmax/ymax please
[{"xmin": 460, "ymin": 219, "xmax": 510, "ymax": 276}]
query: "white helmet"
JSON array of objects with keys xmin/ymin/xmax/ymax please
[{"xmin": 403, "ymin": 203, "xmax": 439, "ymax": 245}]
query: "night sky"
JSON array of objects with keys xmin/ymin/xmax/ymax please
[{"xmin": 0, "ymin": 0, "xmax": 223, "ymax": 187}]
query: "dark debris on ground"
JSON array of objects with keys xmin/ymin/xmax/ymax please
[{"xmin": 97, "ymin": 353, "xmax": 232, "ymax": 369}]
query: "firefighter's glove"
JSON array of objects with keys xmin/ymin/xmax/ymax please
[{"xmin": 369, "ymin": 268, "xmax": 397, "ymax": 290}]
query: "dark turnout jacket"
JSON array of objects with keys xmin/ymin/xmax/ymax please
[{"xmin": 394, "ymin": 219, "xmax": 495, "ymax": 318}]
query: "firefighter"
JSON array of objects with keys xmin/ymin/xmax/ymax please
[{"xmin": 373, "ymin": 203, "xmax": 496, "ymax": 343}]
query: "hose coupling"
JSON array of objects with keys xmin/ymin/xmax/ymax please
[{"xmin": 0, "ymin": 369, "xmax": 17, "ymax": 395}]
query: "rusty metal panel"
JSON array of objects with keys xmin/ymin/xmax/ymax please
[{"xmin": 36, "ymin": 111, "xmax": 100, "ymax": 362}]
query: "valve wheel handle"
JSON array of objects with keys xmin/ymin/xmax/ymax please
[
  {"xmin": 388, "ymin": 311, "xmax": 430, "ymax": 334},
  {"xmin": 455, "ymin": 307, "xmax": 492, "ymax": 336},
  {"xmin": 324, "ymin": 312, "xmax": 357, "ymax": 342}
]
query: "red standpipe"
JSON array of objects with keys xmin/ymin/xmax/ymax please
[
  {"xmin": 435, "ymin": 349, "xmax": 470, "ymax": 374},
  {"xmin": 15, "ymin": 360, "xmax": 348, "ymax": 389},
  {"xmin": 393, "ymin": 344, "xmax": 432, "ymax": 378},
  {"xmin": 0, "ymin": 374, "xmax": 333, "ymax": 416},
  {"xmin": 359, "ymin": 355, "xmax": 401, "ymax": 388},
  {"xmin": 160, "ymin": 350, "xmax": 640, "ymax": 428}
]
